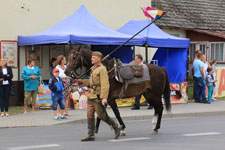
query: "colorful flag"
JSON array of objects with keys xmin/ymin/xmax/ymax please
[{"xmin": 142, "ymin": 7, "xmax": 166, "ymax": 19}]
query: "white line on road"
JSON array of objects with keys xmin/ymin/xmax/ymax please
[
  {"xmin": 7, "ymin": 144, "xmax": 60, "ymax": 150},
  {"xmin": 183, "ymin": 132, "xmax": 221, "ymax": 137},
  {"xmin": 109, "ymin": 137, "xmax": 151, "ymax": 142}
]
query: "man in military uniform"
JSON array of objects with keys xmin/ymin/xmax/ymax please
[{"xmin": 81, "ymin": 51, "xmax": 121, "ymax": 142}]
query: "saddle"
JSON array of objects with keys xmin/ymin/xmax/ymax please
[
  {"xmin": 118, "ymin": 64, "xmax": 143, "ymax": 80},
  {"xmin": 114, "ymin": 59, "xmax": 143, "ymax": 80},
  {"xmin": 113, "ymin": 59, "xmax": 149, "ymax": 98}
]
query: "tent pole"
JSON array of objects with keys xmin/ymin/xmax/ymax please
[
  {"xmin": 145, "ymin": 45, "xmax": 148, "ymax": 63},
  {"xmin": 18, "ymin": 46, "xmax": 20, "ymax": 81},
  {"xmin": 102, "ymin": 12, "xmax": 167, "ymax": 62},
  {"xmin": 186, "ymin": 48, "xmax": 190, "ymax": 100},
  {"xmin": 133, "ymin": 46, "xmax": 136, "ymax": 59}
]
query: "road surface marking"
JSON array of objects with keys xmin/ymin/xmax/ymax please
[
  {"xmin": 109, "ymin": 137, "xmax": 151, "ymax": 142},
  {"xmin": 8, "ymin": 144, "xmax": 60, "ymax": 150},
  {"xmin": 183, "ymin": 132, "xmax": 221, "ymax": 137}
]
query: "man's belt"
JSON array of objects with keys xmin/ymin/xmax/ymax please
[{"xmin": 90, "ymin": 84, "xmax": 100, "ymax": 89}]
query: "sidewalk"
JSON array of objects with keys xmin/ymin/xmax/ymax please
[{"xmin": 1, "ymin": 100, "xmax": 225, "ymax": 128}]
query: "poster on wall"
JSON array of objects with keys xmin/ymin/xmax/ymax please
[
  {"xmin": 26, "ymin": 45, "xmax": 42, "ymax": 67},
  {"xmin": 168, "ymin": 82, "xmax": 188, "ymax": 104},
  {"xmin": 211, "ymin": 67, "xmax": 225, "ymax": 98},
  {"xmin": 50, "ymin": 45, "xmax": 65, "ymax": 60},
  {"xmin": 116, "ymin": 82, "xmax": 188, "ymax": 108},
  {"xmin": 0, "ymin": 40, "xmax": 18, "ymax": 68}
]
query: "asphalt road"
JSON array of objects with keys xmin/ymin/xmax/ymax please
[{"xmin": 0, "ymin": 115, "xmax": 225, "ymax": 150}]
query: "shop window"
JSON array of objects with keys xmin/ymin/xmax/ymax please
[
  {"xmin": 210, "ymin": 42, "xmax": 224, "ymax": 62},
  {"xmin": 189, "ymin": 43, "xmax": 196, "ymax": 60},
  {"xmin": 189, "ymin": 42, "xmax": 207, "ymax": 61}
]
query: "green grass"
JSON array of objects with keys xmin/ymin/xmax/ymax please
[
  {"xmin": 7, "ymin": 106, "xmax": 34, "ymax": 115},
  {"xmin": 214, "ymin": 97, "xmax": 225, "ymax": 100},
  {"xmin": 187, "ymin": 83, "xmax": 194, "ymax": 100}
]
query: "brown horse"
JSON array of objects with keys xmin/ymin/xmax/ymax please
[{"xmin": 66, "ymin": 47, "xmax": 171, "ymax": 135}]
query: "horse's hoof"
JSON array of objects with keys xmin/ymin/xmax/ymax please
[
  {"xmin": 120, "ymin": 130, "xmax": 126, "ymax": 136},
  {"xmin": 152, "ymin": 130, "xmax": 158, "ymax": 135}
]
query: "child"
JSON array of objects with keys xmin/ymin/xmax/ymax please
[
  {"xmin": 206, "ymin": 67, "xmax": 217, "ymax": 103},
  {"xmin": 49, "ymin": 68, "xmax": 66, "ymax": 120},
  {"xmin": 210, "ymin": 59, "xmax": 217, "ymax": 100}
]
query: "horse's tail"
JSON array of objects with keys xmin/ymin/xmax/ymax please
[{"xmin": 163, "ymin": 68, "xmax": 171, "ymax": 111}]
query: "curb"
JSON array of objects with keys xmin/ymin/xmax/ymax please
[
  {"xmin": 58, "ymin": 110, "xmax": 225, "ymax": 125},
  {"xmin": 1, "ymin": 110, "xmax": 225, "ymax": 128}
]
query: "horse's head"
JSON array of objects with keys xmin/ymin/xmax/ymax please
[{"xmin": 65, "ymin": 47, "xmax": 93, "ymax": 77}]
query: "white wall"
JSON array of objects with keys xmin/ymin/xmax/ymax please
[
  {"xmin": 162, "ymin": 29, "xmax": 186, "ymax": 38},
  {"xmin": 0, "ymin": 0, "xmax": 150, "ymax": 40},
  {"xmin": 0, "ymin": 0, "xmax": 151, "ymax": 81}
]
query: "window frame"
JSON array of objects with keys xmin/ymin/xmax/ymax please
[
  {"xmin": 210, "ymin": 42, "xmax": 225, "ymax": 63},
  {"xmin": 189, "ymin": 41, "xmax": 207, "ymax": 63}
]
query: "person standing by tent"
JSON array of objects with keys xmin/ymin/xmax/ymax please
[
  {"xmin": 21, "ymin": 59, "xmax": 41, "ymax": 113},
  {"xmin": 0, "ymin": 58, "xmax": 13, "ymax": 117},
  {"xmin": 131, "ymin": 54, "xmax": 152, "ymax": 110},
  {"xmin": 56, "ymin": 55, "xmax": 71, "ymax": 116},
  {"xmin": 201, "ymin": 55, "xmax": 210, "ymax": 77},
  {"xmin": 49, "ymin": 68, "xmax": 66, "ymax": 120},
  {"xmin": 193, "ymin": 53, "xmax": 209, "ymax": 103},
  {"xmin": 192, "ymin": 50, "xmax": 203, "ymax": 77},
  {"xmin": 206, "ymin": 67, "xmax": 217, "ymax": 103},
  {"xmin": 192, "ymin": 50, "xmax": 202, "ymax": 100},
  {"xmin": 210, "ymin": 59, "xmax": 217, "ymax": 101},
  {"xmin": 201, "ymin": 54, "xmax": 210, "ymax": 100},
  {"xmin": 49, "ymin": 58, "xmax": 57, "ymax": 77},
  {"xmin": 81, "ymin": 51, "xmax": 121, "ymax": 142}
]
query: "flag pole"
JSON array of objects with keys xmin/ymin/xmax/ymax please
[
  {"xmin": 102, "ymin": 11, "xmax": 167, "ymax": 62},
  {"xmin": 77, "ymin": 11, "xmax": 167, "ymax": 79}
]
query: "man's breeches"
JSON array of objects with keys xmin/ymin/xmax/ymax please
[{"xmin": 87, "ymin": 100, "xmax": 108, "ymax": 122}]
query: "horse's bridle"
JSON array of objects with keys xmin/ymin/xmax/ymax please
[{"xmin": 70, "ymin": 50, "xmax": 90, "ymax": 78}]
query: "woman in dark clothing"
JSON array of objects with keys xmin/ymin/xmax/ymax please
[
  {"xmin": 0, "ymin": 58, "xmax": 13, "ymax": 117},
  {"xmin": 49, "ymin": 58, "xmax": 57, "ymax": 77}
]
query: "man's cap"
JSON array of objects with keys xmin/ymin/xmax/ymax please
[
  {"xmin": 92, "ymin": 51, "xmax": 103, "ymax": 58},
  {"xmin": 53, "ymin": 68, "xmax": 59, "ymax": 73}
]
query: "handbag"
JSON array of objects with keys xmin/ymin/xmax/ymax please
[{"xmin": 38, "ymin": 79, "xmax": 46, "ymax": 94}]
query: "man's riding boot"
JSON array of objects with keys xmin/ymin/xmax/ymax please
[
  {"xmin": 110, "ymin": 119, "xmax": 121, "ymax": 139},
  {"xmin": 81, "ymin": 135, "xmax": 95, "ymax": 142},
  {"xmin": 81, "ymin": 118, "xmax": 95, "ymax": 142}
]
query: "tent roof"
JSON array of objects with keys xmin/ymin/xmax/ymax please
[
  {"xmin": 18, "ymin": 5, "xmax": 144, "ymax": 46},
  {"xmin": 117, "ymin": 20, "xmax": 190, "ymax": 48}
]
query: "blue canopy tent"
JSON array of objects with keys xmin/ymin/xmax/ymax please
[
  {"xmin": 118, "ymin": 20, "xmax": 190, "ymax": 82},
  {"xmin": 18, "ymin": 5, "xmax": 144, "ymax": 46},
  {"xmin": 18, "ymin": 5, "xmax": 145, "ymax": 63}
]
